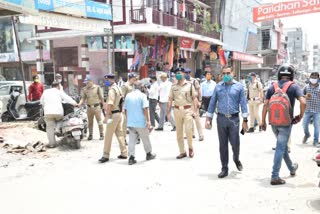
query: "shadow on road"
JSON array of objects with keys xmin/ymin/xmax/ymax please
[
  {"xmin": 198, "ymin": 171, "xmax": 241, "ymax": 180},
  {"xmin": 307, "ymin": 199, "xmax": 320, "ymax": 211}
]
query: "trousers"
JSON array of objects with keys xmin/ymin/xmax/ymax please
[
  {"xmin": 159, "ymin": 102, "xmax": 175, "ymax": 128},
  {"xmin": 45, "ymin": 114, "xmax": 63, "ymax": 146},
  {"xmin": 87, "ymin": 106, "xmax": 103, "ymax": 136},
  {"xmin": 128, "ymin": 127, "xmax": 152, "ymax": 157},
  {"xmin": 103, "ymin": 112, "xmax": 127, "ymax": 158},
  {"xmin": 248, "ymin": 100, "xmax": 261, "ymax": 128},
  {"xmin": 174, "ymin": 108, "xmax": 193, "ymax": 153}
]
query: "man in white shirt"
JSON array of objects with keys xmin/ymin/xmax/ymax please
[
  {"xmin": 155, "ymin": 73, "xmax": 176, "ymax": 131},
  {"xmin": 40, "ymin": 81, "xmax": 77, "ymax": 148},
  {"xmin": 200, "ymin": 71, "xmax": 217, "ymax": 112},
  {"xmin": 148, "ymin": 76, "xmax": 160, "ymax": 128}
]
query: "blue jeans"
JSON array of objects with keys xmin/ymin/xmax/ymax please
[
  {"xmin": 302, "ymin": 112, "xmax": 320, "ymax": 143},
  {"xmin": 271, "ymin": 125, "xmax": 295, "ymax": 179}
]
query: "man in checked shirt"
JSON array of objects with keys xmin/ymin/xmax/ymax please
[{"xmin": 302, "ymin": 72, "xmax": 320, "ymax": 146}]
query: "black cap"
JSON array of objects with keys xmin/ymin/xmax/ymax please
[
  {"xmin": 150, "ymin": 76, "xmax": 157, "ymax": 80},
  {"xmin": 104, "ymin": 73, "xmax": 115, "ymax": 79},
  {"xmin": 128, "ymin": 73, "xmax": 137, "ymax": 79},
  {"xmin": 249, "ymin": 72, "xmax": 256, "ymax": 77},
  {"xmin": 174, "ymin": 67, "xmax": 185, "ymax": 73}
]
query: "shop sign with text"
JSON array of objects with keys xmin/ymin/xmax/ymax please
[
  {"xmin": 233, "ymin": 52, "xmax": 263, "ymax": 64},
  {"xmin": 253, "ymin": 0, "xmax": 320, "ymax": 22}
]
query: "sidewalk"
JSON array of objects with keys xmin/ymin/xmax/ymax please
[{"xmin": 0, "ymin": 116, "xmax": 319, "ymax": 214}]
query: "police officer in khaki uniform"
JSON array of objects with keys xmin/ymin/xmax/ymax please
[
  {"xmin": 78, "ymin": 76, "xmax": 104, "ymax": 140},
  {"xmin": 183, "ymin": 68, "xmax": 204, "ymax": 141},
  {"xmin": 99, "ymin": 74, "xmax": 127, "ymax": 163},
  {"xmin": 121, "ymin": 73, "xmax": 137, "ymax": 141},
  {"xmin": 246, "ymin": 72, "xmax": 263, "ymax": 132},
  {"xmin": 167, "ymin": 67, "xmax": 198, "ymax": 159}
]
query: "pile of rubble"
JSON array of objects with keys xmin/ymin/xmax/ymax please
[{"xmin": 0, "ymin": 122, "xmax": 48, "ymax": 155}]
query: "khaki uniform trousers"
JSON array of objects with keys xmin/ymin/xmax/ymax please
[
  {"xmin": 248, "ymin": 100, "xmax": 262, "ymax": 128},
  {"xmin": 192, "ymin": 106, "xmax": 203, "ymax": 137},
  {"xmin": 122, "ymin": 112, "xmax": 127, "ymax": 140},
  {"xmin": 45, "ymin": 114, "xmax": 63, "ymax": 146},
  {"xmin": 87, "ymin": 106, "xmax": 104, "ymax": 136},
  {"xmin": 174, "ymin": 107, "xmax": 193, "ymax": 153},
  {"xmin": 103, "ymin": 112, "xmax": 127, "ymax": 158}
]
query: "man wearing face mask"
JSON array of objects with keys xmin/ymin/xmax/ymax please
[
  {"xmin": 55, "ymin": 73, "xmax": 64, "ymax": 91},
  {"xmin": 99, "ymin": 73, "xmax": 127, "ymax": 163},
  {"xmin": 201, "ymin": 71, "xmax": 216, "ymax": 112},
  {"xmin": 121, "ymin": 73, "xmax": 137, "ymax": 142},
  {"xmin": 78, "ymin": 76, "xmax": 104, "ymax": 141},
  {"xmin": 246, "ymin": 72, "xmax": 264, "ymax": 133},
  {"xmin": 28, "ymin": 75, "xmax": 44, "ymax": 101},
  {"xmin": 167, "ymin": 67, "xmax": 198, "ymax": 159},
  {"xmin": 302, "ymin": 72, "xmax": 320, "ymax": 146},
  {"xmin": 205, "ymin": 66, "xmax": 249, "ymax": 178},
  {"xmin": 184, "ymin": 68, "xmax": 204, "ymax": 141}
]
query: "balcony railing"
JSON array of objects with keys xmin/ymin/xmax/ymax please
[{"xmin": 130, "ymin": 8, "xmax": 220, "ymax": 39}]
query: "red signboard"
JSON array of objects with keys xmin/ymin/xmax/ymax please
[
  {"xmin": 197, "ymin": 41, "xmax": 211, "ymax": 53},
  {"xmin": 253, "ymin": 0, "xmax": 320, "ymax": 23},
  {"xmin": 233, "ymin": 52, "xmax": 263, "ymax": 64},
  {"xmin": 180, "ymin": 37, "xmax": 194, "ymax": 49}
]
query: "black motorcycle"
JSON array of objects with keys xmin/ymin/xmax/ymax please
[{"xmin": 1, "ymin": 90, "xmax": 41, "ymax": 122}]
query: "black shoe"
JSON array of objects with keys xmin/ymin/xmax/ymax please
[
  {"xmin": 259, "ymin": 126, "xmax": 262, "ymax": 132},
  {"xmin": 290, "ymin": 163, "xmax": 298, "ymax": 176},
  {"xmin": 247, "ymin": 128, "xmax": 255, "ymax": 133},
  {"xmin": 88, "ymin": 135, "xmax": 93, "ymax": 141},
  {"xmin": 117, "ymin": 155, "xmax": 128, "ymax": 159},
  {"xmin": 98, "ymin": 157, "xmax": 109, "ymax": 163},
  {"xmin": 235, "ymin": 161, "xmax": 243, "ymax": 171},
  {"xmin": 125, "ymin": 140, "xmax": 128, "ymax": 146},
  {"xmin": 146, "ymin": 152, "xmax": 156, "ymax": 161},
  {"xmin": 171, "ymin": 127, "xmax": 176, "ymax": 131},
  {"xmin": 155, "ymin": 127, "xmax": 163, "ymax": 131},
  {"xmin": 99, "ymin": 134, "xmax": 104, "ymax": 140},
  {"xmin": 270, "ymin": 178, "xmax": 286, "ymax": 185},
  {"xmin": 302, "ymin": 135, "xmax": 310, "ymax": 144},
  {"xmin": 218, "ymin": 170, "xmax": 228, "ymax": 178},
  {"xmin": 128, "ymin": 156, "xmax": 137, "ymax": 165},
  {"xmin": 137, "ymin": 138, "xmax": 141, "ymax": 144}
]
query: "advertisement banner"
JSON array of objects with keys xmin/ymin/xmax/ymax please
[
  {"xmin": 34, "ymin": 0, "xmax": 112, "ymax": 20},
  {"xmin": 197, "ymin": 41, "xmax": 211, "ymax": 53},
  {"xmin": 179, "ymin": 37, "xmax": 194, "ymax": 50},
  {"xmin": 115, "ymin": 35, "xmax": 133, "ymax": 51},
  {"xmin": 253, "ymin": 0, "xmax": 320, "ymax": 22},
  {"xmin": 233, "ymin": 51, "xmax": 263, "ymax": 64}
]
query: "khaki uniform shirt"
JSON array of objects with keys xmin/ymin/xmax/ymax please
[
  {"xmin": 81, "ymin": 84, "xmax": 103, "ymax": 105},
  {"xmin": 169, "ymin": 80, "xmax": 196, "ymax": 106},
  {"xmin": 248, "ymin": 80, "xmax": 263, "ymax": 99},
  {"xmin": 107, "ymin": 83, "xmax": 122, "ymax": 111},
  {"xmin": 187, "ymin": 78, "xmax": 200, "ymax": 99},
  {"xmin": 121, "ymin": 82, "xmax": 133, "ymax": 98}
]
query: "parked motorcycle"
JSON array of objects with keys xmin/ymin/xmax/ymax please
[
  {"xmin": 1, "ymin": 90, "xmax": 41, "ymax": 122},
  {"xmin": 37, "ymin": 104, "xmax": 88, "ymax": 149}
]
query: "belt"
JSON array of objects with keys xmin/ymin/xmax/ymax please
[
  {"xmin": 249, "ymin": 97, "xmax": 260, "ymax": 101},
  {"xmin": 174, "ymin": 105, "xmax": 191, "ymax": 110},
  {"xmin": 111, "ymin": 110, "xmax": 120, "ymax": 114},
  {"xmin": 218, "ymin": 112, "xmax": 239, "ymax": 118},
  {"xmin": 87, "ymin": 103, "xmax": 100, "ymax": 108}
]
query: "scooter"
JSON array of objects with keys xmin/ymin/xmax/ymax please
[
  {"xmin": 1, "ymin": 90, "xmax": 41, "ymax": 122},
  {"xmin": 37, "ymin": 104, "xmax": 88, "ymax": 149}
]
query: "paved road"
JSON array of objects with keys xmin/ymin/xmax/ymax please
[{"xmin": 0, "ymin": 116, "xmax": 320, "ymax": 214}]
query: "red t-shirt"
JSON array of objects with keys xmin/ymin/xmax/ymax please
[{"xmin": 28, "ymin": 82, "xmax": 44, "ymax": 101}]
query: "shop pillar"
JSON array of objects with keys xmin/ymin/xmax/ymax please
[
  {"xmin": 36, "ymin": 40, "xmax": 45, "ymax": 83},
  {"xmin": 80, "ymin": 37, "xmax": 90, "ymax": 75}
]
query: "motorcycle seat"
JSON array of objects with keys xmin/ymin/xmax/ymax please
[{"xmin": 25, "ymin": 101, "xmax": 41, "ymax": 108}]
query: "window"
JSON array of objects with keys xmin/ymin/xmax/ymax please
[
  {"xmin": 0, "ymin": 85, "xmax": 9, "ymax": 96},
  {"xmin": 262, "ymin": 29, "xmax": 270, "ymax": 50}
]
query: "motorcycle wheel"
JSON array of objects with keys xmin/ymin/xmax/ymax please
[
  {"xmin": 75, "ymin": 139, "xmax": 81, "ymax": 149},
  {"xmin": 1, "ymin": 112, "xmax": 13, "ymax": 122},
  {"xmin": 37, "ymin": 118, "xmax": 46, "ymax": 131}
]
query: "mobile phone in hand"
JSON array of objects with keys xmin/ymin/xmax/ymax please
[{"xmin": 240, "ymin": 129, "xmax": 245, "ymax": 135}]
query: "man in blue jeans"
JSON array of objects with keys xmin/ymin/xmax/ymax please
[
  {"xmin": 261, "ymin": 64, "xmax": 306, "ymax": 185},
  {"xmin": 302, "ymin": 72, "xmax": 320, "ymax": 146},
  {"xmin": 205, "ymin": 66, "xmax": 249, "ymax": 178}
]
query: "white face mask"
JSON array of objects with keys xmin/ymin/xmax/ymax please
[{"xmin": 310, "ymin": 78, "xmax": 318, "ymax": 84}]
